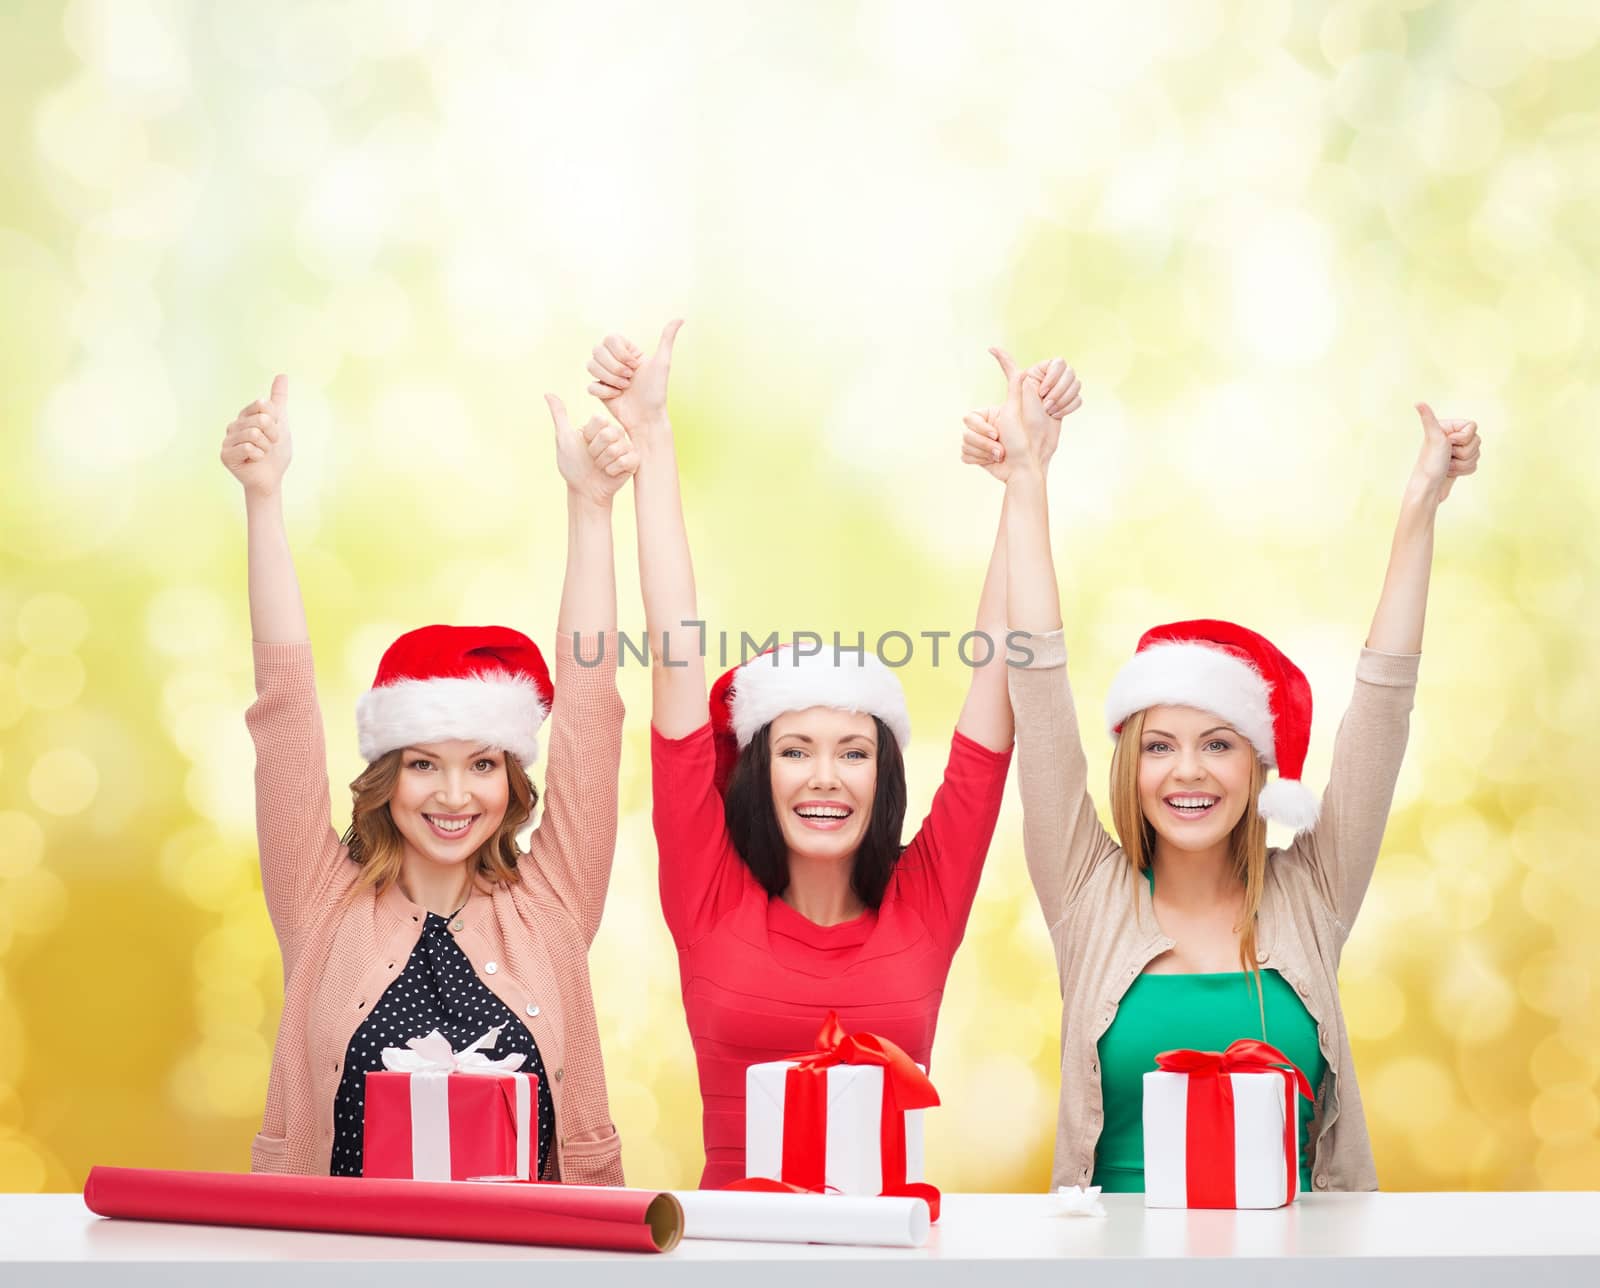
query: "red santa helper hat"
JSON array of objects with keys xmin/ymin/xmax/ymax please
[
  {"xmin": 355, "ymin": 625, "xmax": 554, "ymax": 767},
  {"xmin": 708, "ymin": 645, "xmax": 913, "ymax": 794},
  {"xmin": 1103, "ymin": 619, "xmax": 1319, "ymax": 832}
]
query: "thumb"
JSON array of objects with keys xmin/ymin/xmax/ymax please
[
  {"xmin": 544, "ymin": 392, "xmax": 570, "ymax": 432},
  {"xmin": 1414, "ymin": 401, "xmax": 1443, "ymax": 437},
  {"xmin": 988, "ymin": 347, "xmax": 1019, "ymax": 382},
  {"xmin": 657, "ymin": 317, "xmax": 685, "ymax": 360},
  {"xmin": 269, "ymin": 373, "xmax": 289, "ymax": 415}
]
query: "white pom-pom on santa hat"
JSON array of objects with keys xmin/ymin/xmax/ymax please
[
  {"xmin": 707, "ymin": 644, "xmax": 911, "ymax": 793},
  {"xmin": 355, "ymin": 624, "xmax": 553, "ymax": 766},
  {"xmin": 1104, "ymin": 619, "xmax": 1320, "ymax": 833}
]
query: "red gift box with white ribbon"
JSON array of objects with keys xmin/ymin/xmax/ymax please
[
  {"xmin": 735, "ymin": 1012, "xmax": 943, "ymax": 1220},
  {"xmin": 1142, "ymin": 1038, "xmax": 1313, "ymax": 1209},
  {"xmin": 362, "ymin": 1026, "xmax": 537, "ymax": 1182}
]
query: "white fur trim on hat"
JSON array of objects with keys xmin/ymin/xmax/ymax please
[
  {"xmin": 730, "ymin": 650, "xmax": 911, "ymax": 750},
  {"xmin": 356, "ymin": 672, "xmax": 549, "ymax": 765},
  {"xmin": 1104, "ymin": 641, "xmax": 1277, "ymax": 767},
  {"xmin": 1256, "ymin": 777, "xmax": 1321, "ymax": 831}
]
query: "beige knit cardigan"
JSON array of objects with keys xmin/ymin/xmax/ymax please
[{"xmin": 1008, "ymin": 628, "xmax": 1420, "ymax": 1192}]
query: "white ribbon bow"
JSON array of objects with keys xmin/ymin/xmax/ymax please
[
  {"xmin": 380, "ymin": 1026, "xmax": 528, "ymax": 1075},
  {"xmin": 380, "ymin": 1027, "xmax": 532, "ymax": 1180},
  {"xmin": 1056, "ymin": 1184, "xmax": 1107, "ymax": 1218}
]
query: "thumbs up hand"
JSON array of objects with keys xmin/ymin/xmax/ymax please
[
  {"xmin": 220, "ymin": 374, "xmax": 293, "ymax": 498},
  {"xmin": 547, "ymin": 393, "xmax": 639, "ymax": 506},
  {"xmin": 587, "ymin": 319, "xmax": 684, "ymax": 441},
  {"xmin": 1411, "ymin": 402, "xmax": 1481, "ymax": 505}
]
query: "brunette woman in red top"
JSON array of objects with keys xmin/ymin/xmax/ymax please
[{"xmin": 586, "ymin": 326, "xmax": 1081, "ymax": 1186}]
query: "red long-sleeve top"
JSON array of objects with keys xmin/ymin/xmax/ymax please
[{"xmin": 652, "ymin": 722, "xmax": 1013, "ymax": 1188}]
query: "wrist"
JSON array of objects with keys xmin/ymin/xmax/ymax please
[
  {"xmin": 1005, "ymin": 462, "xmax": 1048, "ymax": 492},
  {"xmin": 1399, "ymin": 477, "xmax": 1443, "ymax": 515},
  {"xmin": 243, "ymin": 485, "xmax": 283, "ymax": 511},
  {"xmin": 567, "ymin": 485, "xmax": 615, "ymax": 516}
]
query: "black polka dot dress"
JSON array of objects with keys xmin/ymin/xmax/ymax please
[{"xmin": 330, "ymin": 909, "xmax": 556, "ymax": 1179}]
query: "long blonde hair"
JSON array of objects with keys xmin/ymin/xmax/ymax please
[
  {"xmin": 1109, "ymin": 708, "xmax": 1269, "ymax": 976},
  {"xmin": 341, "ymin": 750, "xmax": 536, "ymax": 897}
]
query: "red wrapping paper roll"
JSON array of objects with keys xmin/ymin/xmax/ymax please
[{"xmin": 83, "ymin": 1166, "xmax": 682, "ymax": 1254}]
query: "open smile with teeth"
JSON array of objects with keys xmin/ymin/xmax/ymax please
[
  {"xmin": 794, "ymin": 803, "xmax": 854, "ymax": 831},
  {"xmin": 424, "ymin": 813, "xmax": 479, "ymax": 838},
  {"xmin": 1164, "ymin": 794, "xmax": 1220, "ymax": 818}
]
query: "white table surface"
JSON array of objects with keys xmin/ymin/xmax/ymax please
[{"xmin": 4, "ymin": 1191, "xmax": 1599, "ymax": 1287}]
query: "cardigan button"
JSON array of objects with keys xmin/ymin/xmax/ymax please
[
  {"xmin": 485, "ymin": 961, "xmax": 499, "ymax": 975},
  {"xmin": 553, "ymin": 1067, "xmax": 563, "ymax": 1083},
  {"xmin": 1315, "ymin": 1174, "xmax": 1328, "ymax": 1189},
  {"xmin": 526, "ymin": 1003, "xmax": 540, "ymax": 1017},
  {"xmin": 450, "ymin": 919, "xmax": 465, "ymax": 933}
]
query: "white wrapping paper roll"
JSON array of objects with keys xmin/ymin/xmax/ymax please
[{"xmin": 670, "ymin": 1190, "xmax": 930, "ymax": 1247}]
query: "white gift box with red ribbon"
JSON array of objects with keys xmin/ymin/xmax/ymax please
[{"xmin": 1142, "ymin": 1039, "xmax": 1314, "ymax": 1210}]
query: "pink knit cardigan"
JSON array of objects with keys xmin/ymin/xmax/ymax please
[{"xmin": 245, "ymin": 630, "xmax": 625, "ymax": 1183}]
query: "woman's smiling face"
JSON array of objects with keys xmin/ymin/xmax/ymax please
[
  {"xmin": 387, "ymin": 739, "xmax": 510, "ymax": 867},
  {"xmin": 766, "ymin": 707, "xmax": 879, "ymax": 863},
  {"xmin": 1136, "ymin": 705, "xmax": 1257, "ymax": 854}
]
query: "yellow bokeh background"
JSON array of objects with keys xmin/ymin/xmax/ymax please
[{"xmin": 2, "ymin": 0, "xmax": 1597, "ymax": 1194}]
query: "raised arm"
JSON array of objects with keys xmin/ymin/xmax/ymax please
[
  {"xmin": 965, "ymin": 352, "xmax": 1119, "ymax": 927},
  {"xmin": 223, "ymin": 377, "xmax": 347, "ymax": 960},
  {"xmin": 1365, "ymin": 403, "xmax": 1480, "ymax": 654},
  {"xmin": 1292, "ymin": 403, "xmax": 1482, "ymax": 931},
  {"xmin": 226, "ymin": 375, "xmax": 307, "ymax": 645},
  {"xmin": 587, "ymin": 322, "xmax": 707, "ymax": 737},
  {"xmin": 590, "ymin": 323, "xmax": 748, "ymax": 944},
  {"xmin": 518, "ymin": 396, "xmax": 638, "ymax": 942}
]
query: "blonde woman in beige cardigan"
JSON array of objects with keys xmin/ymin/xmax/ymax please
[
  {"xmin": 962, "ymin": 356, "xmax": 1480, "ymax": 1193},
  {"xmin": 222, "ymin": 374, "xmax": 638, "ymax": 1180}
]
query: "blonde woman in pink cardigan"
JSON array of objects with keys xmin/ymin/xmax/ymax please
[{"xmin": 222, "ymin": 373, "xmax": 638, "ymax": 1181}]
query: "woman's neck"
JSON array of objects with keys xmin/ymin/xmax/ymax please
[
  {"xmin": 398, "ymin": 849, "xmax": 475, "ymax": 917},
  {"xmin": 1149, "ymin": 838, "xmax": 1239, "ymax": 907},
  {"xmin": 781, "ymin": 851, "xmax": 868, "ymax": 926}
]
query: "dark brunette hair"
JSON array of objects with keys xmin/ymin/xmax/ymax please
[{"xmin": 723, "ymin": 715, "xmax": 908, "ymax": 910}]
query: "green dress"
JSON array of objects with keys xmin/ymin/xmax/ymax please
[{"xmin": 1092, "ymin": 870, "xmax": 1329, "ymax": 1194}]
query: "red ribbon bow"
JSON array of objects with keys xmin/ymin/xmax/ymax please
[
  {"xmin": 1154, "ymin": 1039, "xmax": 1313, "ymax": 1209},
  {"xmin": 729, "ymin": 1012, "xmax": 942, "ymax": 1220}
]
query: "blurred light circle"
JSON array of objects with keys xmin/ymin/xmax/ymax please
[
  {"xmin": 0, "ymin": 812, "xmax": 45, "ymax": 879},
  {"xmin": 1320, "ymin": 0, "xmax": 1408, "ymax": 67},
  {"xmin": 41, "ymin": 343, "xmax": 178, "ymax": 470},
  {"xmin": 1520, "ymin": 0, "xmax": 1600, "ymax": 59},
  {"xmin": 1451, "ymin": 1, "xmax": 1535, "ymax": 88},
  {"xmin": 1500, "ymin": 270, "xmax": 1587, "ymax": 358},
  {"xmin": 1370, "ymin": 1056, "xmax": 1456, "ymax": 1131},
  {"xmin": 16, "ymin": 653, "xmax": 86, "ymax": 710},
  {"xmin": 1529, "ymin": 1084, "xmax": 1600, "ymax": 1144},
  {"xmin": 27, "ymin": 747, "xmax": 99, "ymax": 816},
  {"xmin": 1529, "ymin": 1033, "xmax": 1598, "ymax": 1089},
  {"xmin": 17, "ymin": 592, "xmax": 88, "ymax": 653},
  {"xmin": 1432, "ymin": 947, "xmax": 1515, "ymax": 1042},
  {"xmin": 245, "ymin": 87, "xmax": 331, "ymax": 179},
  {"xmin": 1518, "ymin": 951, "xmax": 1591, "ymax": 1018},
  {"xmin": 1229, "ymin": 210, "xmax": 1338, "ymax": 365},
  {"xmin": 145, "ymin": 586, "xmax": 229, "ymax": 659},
  {"xmin": 331, "ymin": 273, "xmax": 412, "ymax": 359},
  {"xmin": 1333, "ymin": 51, "xmax": 1414, "ymax": 132},
  {"xmin": 32, "ymin": 73, "xmax": 150, "ymax": 191},
  {"xmin": 1415, "ymin": 80, "xmax": 1504, "ymax": 175}
]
